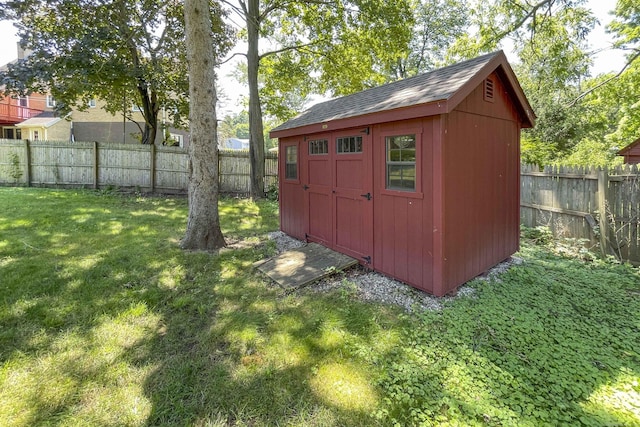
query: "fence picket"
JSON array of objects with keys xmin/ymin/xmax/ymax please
[
  {"xmin": 521, "ymin": 163, "xmax": 640, "ymax": 265},
  {"xmin": 2, "ymin": 140, "xmax": 639, "ymax": 264},
  {"xmin": 0, "ymin": 139, "xmax": 278, "ymax": 195}
]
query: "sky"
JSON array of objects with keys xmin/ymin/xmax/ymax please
[{"xmin": 0, "ymin": 0, "xmax": 627, "ymax": 116}]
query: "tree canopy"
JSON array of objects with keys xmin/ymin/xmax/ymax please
[
  {"xmin": 0, "ymin": 0, "xmax": 233, "ymax": 144},
  {"xmin": 2, "ymin": 0, "xmax": 639, "ymax": 166},
  {"xmin": 221, "ymin": 0, "xmax": 414, "ymax": 197}
]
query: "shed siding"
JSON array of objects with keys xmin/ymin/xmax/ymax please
[
  {"xmin": 625, "ymin": 155, "xmax": 640, "ymax": 164},
  {"xmin": 441, "ymin": 84, "xmax": 520, "ymax": 293},
  {"xmin": 372, "ymin": 118, "xmax": 434, "ymax": 293},
  {"xmin": 622, "ymin": 142, "xmax": 640, "ymax": 164},
  {"xmin": 618, "ymin": 138, "xmax": 640, "ymax": 164},
  {"xmin": 279, "ymin": 138, "xmax": 305, "ymax": 240},
  {"xmin": 454, "ymin": 72, "xmax": 520, "ymax": 123},
  {"xmin": 274, "ymin": 53, "xmax": 530, "ymax": 297}
]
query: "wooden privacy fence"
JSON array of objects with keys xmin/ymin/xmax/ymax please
[
  {"xmin": 0, "ymin": 139, "xmax": 278, "ymax": 194},
  {"xmin": 521, "ymin": 164, "xmax": 640, "ymax": 264}
]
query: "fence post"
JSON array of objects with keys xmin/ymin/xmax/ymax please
[
  {"xmin": 597, "ymin": 168, "xmax": 611, "ymax": 256},
  {"xmin": 150, "ymin": 144, "xmax": 156, "ymax": 193},
  {"xmin": 23, "ymin": 139, "xmax": 31, "ymax": 187},
  {"xmin": 93, "ymin": 141, "xmax": 99, "ymax": 189}
]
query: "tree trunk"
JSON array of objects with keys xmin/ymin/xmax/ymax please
[
  {"xmin": 136, "ymin": 83, "xmax": 160, "ymax": 145},
  {"xmin": 247, "ymin": 0, "xmax": 266, "ymax": 199},
  {"xmin": 181, "ymin": 0, "xmax": 226, "ymax": 251}
]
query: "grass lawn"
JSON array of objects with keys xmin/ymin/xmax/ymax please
[{"xmin": 1, "ymin": 187, "xmax": 639, "ymax": 426}]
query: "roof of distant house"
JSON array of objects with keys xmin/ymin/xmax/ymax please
[{"xmin": 16, "ymin": 111, "xmax": 62, "ymax": 128}]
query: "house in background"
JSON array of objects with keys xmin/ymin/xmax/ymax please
[
  {"xmin": 67, "ymin": 98, "xmax": 190, "ymax": 147},
  {"xmin": 0, "ymin": 44, "xmax": 189, "ymax": 147},
  {"xmin": 222, "ymin": 137, "xmax": 250, "ymax": 150},
  {"xmin": 0, "ymin": 93, "xmax": 46, "ymax": 139},
  {"xmin": 271, "ymin": 51, "xmax": 535, "ymax": 297},
  {"xmin": 15, "ymin": 111, "xmax": 69, "ymax": 141},
  {"xmin": 617, "ymin": 138, "xmax": 640, "ymax": 164},
  {"xmin": 4, "ymin": 98, "xmax": 190, "ymax": 147},
  {"xmin": 0, "ymin": 45, "xmax": 48, "ymax": 139}
]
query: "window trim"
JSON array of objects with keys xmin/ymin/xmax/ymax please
[
  {"xmin": 46, "ymin": 95, "xmax": 56, "ymax": 108},
  {"xmin": 380, "ymin": 129, "xmax": 423, "ymax": 198},
  {"xmin": 169, "ymin": 133, "xmax": 184, "ymax": 148},
  {"xmin": 336, "ymin": 135, "xmax": 363, "ymax": 154},
  {"xmin": 308, "ymin": 138, "xmax": 328, "ymax": 155},
  {"xmin": 283, "ymin": 144, "xmax": 299, "ymax": 182}
]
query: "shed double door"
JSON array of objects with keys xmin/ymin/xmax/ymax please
[{"xmin": 303, "ymin": 129, "xmax": 373, "ymax": 263}]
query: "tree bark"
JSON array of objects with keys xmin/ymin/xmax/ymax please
[
  {"xmin": 181, "ymin": 0, "xmax": 226, "ymax": 251},
  {"xmin": 137, "ymin": 83, "xmax": 159, "ymax": 145},
  {"xmin": 247, "ymin": 0, "xmax": 266, "ymax": 199}
]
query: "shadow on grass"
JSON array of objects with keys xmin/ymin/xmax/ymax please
[
  {"xmin": 137, "ymin": 244, "xmax": 401, "ymax": 426},
  {"xmin": 2, "ymin": 188, "xmax": 639, "ymax": 426},
  {"xmin": 1, "ymin": 188, "xmax": 395, "ymax": 426}
]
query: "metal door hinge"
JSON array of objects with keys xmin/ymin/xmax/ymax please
[
  {"xmin": 303, "ymin": 184, "xmax": 309, "ymax": 190},
  {"xmin": 360, "ymin": 192, "xmax": 372, "ymax": 200},
  {"xmin": 362, "ymin": 255, "xmax": 371, "ymax": 264}
]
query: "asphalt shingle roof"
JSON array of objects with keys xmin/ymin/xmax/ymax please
[{"xmin": 272, "ymin": 51, "xmax": 503, "ymax": 133}]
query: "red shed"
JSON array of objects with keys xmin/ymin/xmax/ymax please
[
  {"xmin": 270, "ymin": 51, "xmax": 535, "ymax": 296},
  {"xmin": 617, "ymin": 138, "xmax": 640, "ymax": 164}
]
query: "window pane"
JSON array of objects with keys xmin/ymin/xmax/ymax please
[
  {"xmin": 387, "ymin": 135, "xmax": 416, "ymax": 161},
  {"xmin": 386, "ymin": 134, "xmax": 416, "ymax": 191},
  {"xmin": 285, "ymin": 164, "xmax": 297, "ymax": 180},
  {"xmin": 286, "ymin": 146, "xmax": 297, "ymax": 163},
  {"xmin": 285, "ymin": 146, "xmax": 297, "ymax": 179},
  {"xmin": 336, "ymin": 136, "xmax": 362, "ymax": 153},
  {"xmin": 387, "ymin": 164, "xmax": 403, "ymax": 189},
  {"xmin": 386, "ymin": 165, "xmax": 415, "ymax": 191},
  {"xmin": 309, "ymin": 139, "xmax": 328, "ymax": 155}
]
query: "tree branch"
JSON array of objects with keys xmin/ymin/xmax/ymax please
[
  {"xmin": 568, "ymin": 49, "xmax": 640, "ymax": 106},
  {"xmin": 484, "ymin": 0, "xmax": 556, "ymax": 49},
  {"xmin": 220, "ymin": 0, "xmax": 246, "ymax": 20},
  {"xmin": 258, "ymin": 41, "xmax": 318, "ymax": 60},
  {"xmin": 220, "ymin": 51, "xmax": 247, "ymax": 65}
]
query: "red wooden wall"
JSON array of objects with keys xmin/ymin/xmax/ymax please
[
  {"xmin": 279, "ymin": 138, "xmax": 305, "ymax": 240},
  {"xmin": 621, "ymin": 146, "xmax": 640, "ymax": 164},
  {"xmin": 277, "ymin": 70, "xmax": 524, "ymax": 297},
  {"xmin": 440, "ymin": 71, "xmax": 521, "ymax": 295},
  {"xmin": 372, "ymin": 118, "xmax": 435, "ymax": 294}
]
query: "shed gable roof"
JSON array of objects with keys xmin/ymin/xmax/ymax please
[
  {"xmin": 617, "ymin": 138, "xmax": 640, "ymax": 156},
  {"xmin": 271, "ymin": 51, "xmax": 534, "ymax": 137}
]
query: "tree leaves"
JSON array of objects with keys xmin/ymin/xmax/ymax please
[{"xmin": 0, "ymin": 0, "xmax": 234, "ymax": 144}]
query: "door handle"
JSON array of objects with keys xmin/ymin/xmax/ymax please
[
  {"xmin": 360, "ymin": 192, "xmax": 372, "ymax": 200},
  {"xmin": 303, "ymin": 184, "xmax": 309, "ymax": 190}
]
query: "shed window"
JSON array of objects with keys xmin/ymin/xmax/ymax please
[
  {"xmin": 285, "ymin": 146, "xmax": 298, "ymax": 180},
  {"xmin": 386, "ymin": 134, "xmax": 416, "ymax": 191},
  {"xmin": 309, "ymin": 139, "xmax": 328, "ymax": 155},
  {"xmin": 336, "ymin": 136, "xmax": 362, "ymax": 153}
]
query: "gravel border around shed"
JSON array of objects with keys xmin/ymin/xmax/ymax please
[{"xmin": 267, "ymin": 231, "xmax": 523, "ymax": 312}]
